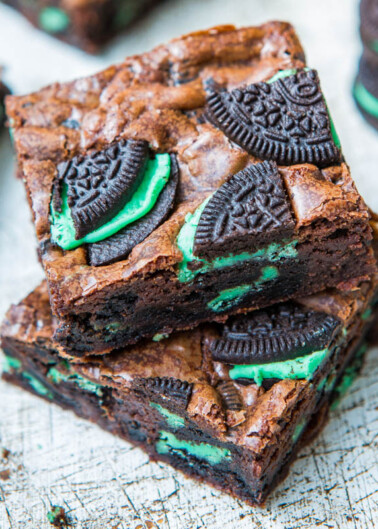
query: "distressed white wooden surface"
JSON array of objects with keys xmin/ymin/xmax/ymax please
[{"xmin": 0, "ymin": 0, "xmax": 377, "ymax": 527}]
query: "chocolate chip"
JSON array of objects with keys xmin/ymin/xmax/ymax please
[
  {"xmin": 193, "ymin": 161, "xmax": 295, "ymax": 259},
  {"xmin": 210, "ymin": 303, "xmax": 341, "ymax": 365},
  {"xmin": 206, "ymin": 69, "xmax": 341, "ymax": 167},
  {"xmin": 54, "ymin": 139, "xmax": 149, "ymax": 239},
  {"xmin": 87, "ymin": 155, "xmax": 179, "ymax": 266}
]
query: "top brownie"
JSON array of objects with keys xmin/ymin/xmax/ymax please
[{"xmin": 6, "ymin": 23, "xmax": 376, "ymax": 355}]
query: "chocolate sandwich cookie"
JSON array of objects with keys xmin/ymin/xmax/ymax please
[
  {"xmin": 1, "ymin": 278, "xmax": 377, "ymax": 505},
  {"xmin": 6, "ymin": 23, "xmax": 376, "ymax": 356},
  {"xmin": 353, "ymin": 55, "xmax": 378, "ymax": 130}
]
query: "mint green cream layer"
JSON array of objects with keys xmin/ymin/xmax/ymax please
[
  {"xmin": 207, "ymin": 266, "xmax": 279, "ymax": 313},
  {"xmin": 150, "ymin": 403, "xmax": 185, "ymax": 429},
  {"xmin": 47, "ymin": 363, "xmax": 103, "ymax": 397},
  {"xmin": 354, "ymin": 81, "xmax": 378, "ymax": 118},
  {"xmin": 229, "ymin": 348, "xmax": 328, "ymax": 386},
  {"xmin": 39, "ymin": 7, "xmax": 70, "ymax": 34},
  {"xmin": 156, "ymin": 430, "xmax": 231, "ymax": 466},
  {"xmin": 176, "ymin": 199, "xmax": 298, "ymax": 283},
  {"xmin": 51, "ymin": 153, "xmax": 171, "ymax": 250}
]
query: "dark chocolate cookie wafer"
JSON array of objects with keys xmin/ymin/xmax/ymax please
[
  {"xmin": 193, "ymin": 161, "xmax": 294, "ymax": 260},
  {"xmin": 210, "ymin": 303, "xmax": 341, "ymax": 365},
  {"xmin": 216, "ymin": 380, "xmax": 243, "ymax": 411},
  {"xmin": 135, "ymin": 377, "xmax": 193, "ymax": 407},
  {"xmin": 354, "ymin": 54, "xmax": 378, "ymax": 130},
  {"xmin": 54, "ymin": 139, "xmax": 149, "ymax": 239},
  {"xmin": 206, "ymin": 69, "xmax": 341, "ymax": 167},
  {"xmin": 87, "ymin": 155, "xmax": 179, "ymax": 266}
]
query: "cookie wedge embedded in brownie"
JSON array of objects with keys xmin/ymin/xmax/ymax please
[
  {"xmin": 1, "ymin": 278, "xmax": 377, "ymax": 505},
  {"xmin": 2, "ymin": 0, "xmax": 163, "ymax": 52},
  {"xmin": 6, "ymin": 23, "xmax": 376, "ymax": 356}
]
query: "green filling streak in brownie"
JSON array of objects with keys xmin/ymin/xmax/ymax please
[
  {"xmin": 114, "ymin": 0, "xmax": 147, "ymax": 29},
  {"xmin": 51, "ymin": 153, "xmax": 171, "ymax": 250},
  {"xmin": 176, "ymin": 199, "xmax": 298, "ymax": 283},
  {"xmin": 229, "ymin": 348, "xmax": 328, "ymax": 386},
  {"xmin": 207, "ymin": 265, "xmax": 279, "ymax": 312},
  {"xmin": 47, "ymin": 364, "xmax": 103, "ymax": 397},
  {"xmin": 292, "ymin": 417, "xmax": 307, "ymax": 443},
  {"xmin": 2, "ymin": 355, "xmax": 22, "ymax": 373},
  {"xmin": 150, "ymin": 403, "xmax": 185, "ymax": 429},
  {"xmin": 156, "ymin": 430, "xmax": 231, "ymax": 465},
  {"xmin": 361, "ymin": 307, "xmax": 373, "ymax": 321},
  {"xmin": 354, "ymin": 81, "xmax": 378, "ymax": 118},
  {"xmin": 22, "ymin": 372, "xmax": 54, "ymax": 400},
  {"xmin": 152, "ymin": 333, "xmax": 169, "ymax": 342},
  {"xmin": 370, "ymin": 40, "xmax": 378, "ymax": 53},
  {"xmin": 39, "ymin": 7, "xmax": 70, "ymax": 34},
  {"xmin": 330, "ymin": 344, "xmax": 367, "ymax": 411}
]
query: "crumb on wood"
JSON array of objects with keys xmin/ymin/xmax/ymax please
[
  {"xmin": 1, "ymin": 448, "xmax": 10, "ymax": 460},
  {"xmin": 47, "ymin": 506, "xmax": 69, "ymax": 527},
  {"xmin": 0, "ymin": 469, "xmax": 10, "ymax": 480}
]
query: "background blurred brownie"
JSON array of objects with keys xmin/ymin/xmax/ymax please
[
  {"xmin": 6, "ymin": 23, "xmax": 376, "ymax": 356},
  {"xmin": 0, "ymin": 74, "xmax": 10, "ymax": 128},
  {"xmin": 1, "ymin": 0, "xmax": 162, "ymax": 52},
  {"xmin": 354, "ymin": 0, "xmax": 378, "ymax": 130}
]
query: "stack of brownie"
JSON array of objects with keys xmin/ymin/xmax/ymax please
[
  {"xmin": 354, "ymin": 0, "xmax": 378, "ymax": 130},
  {"xmin": 1, "ymin": 23, "xmax": 377, "ymax": 505}
]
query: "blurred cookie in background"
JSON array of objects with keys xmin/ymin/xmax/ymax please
[{"xmin": 354, "ymin": 0, "xmax": 378, "ymax": 130}]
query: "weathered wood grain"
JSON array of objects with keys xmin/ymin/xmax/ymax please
[{"xmin": 0, "ymin": 0, "xmax": 377, "ymax": 526}]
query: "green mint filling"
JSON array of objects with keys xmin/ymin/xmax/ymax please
[
  {"xmin": 229, "ymin": 348, "xmax": 328, "ymax": 386},
  {"xmin": 361, "ymin": 307, "xmax": 373, "ymax": 321},
  {"xmin": 371, "ymin": 40, "xmax": 378, "ymax": 54},
  {"xmin": 156, "ymin": 430, "xmax": 231, "ymax": 465},
  {"xmin": 354, "ymin": 81, "xmax": 378, "ymax": 118},
  {"xmin": 176, "ymin": 199, "xmax": 298, "ymax": 283},
  {"xmin": 2, "ymin": 355, "xmax": 22, "ymax": 373},
  {"xmin": 150, "ymin": 403, "xmax": 185, "ymax": 429},
  {"xmin": 113, "ymin": 0, "xmax": 148, "ymax": 29},
  {"xmin": 51, "ymin": 153, "xmax": 171, "ymax": 250},
  {"xmin": 207, "ymin": 265, "xmax": 279, "ymax": 313},
  {"xmin": 292, "ymin": 417, "xmax": 307, "ymax": 443},
  {"xmin": 39, "ymin": 7, "xmax": 70, "ymax": 34},
  {"xmin": 330, "ymin": 343, "xmax": 367, "ymax": 411},
  {"xmin": 22, "ymin": 372, "xmax": 54, "ymax": 400},
  {"xmin": 47, "ymin": 364, "xmax": 103, "ymax": 397},
  {"xmin": 152, "ymin": 333, "xmax": 169, "ymax": 342}
]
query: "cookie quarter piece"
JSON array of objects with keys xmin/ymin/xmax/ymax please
[
  {"xmin": 1, "ymin": 277, "xmax": 377, "ymax": 505},
  {"xmin": 6, "ymin": 23, "xmax": 376, "ymax": 356}
]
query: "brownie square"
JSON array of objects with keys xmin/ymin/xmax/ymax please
[
  {"xmin": 6, "ymin": 23, "xmax": 376, "ymax": 356},
  {"xmin": 1, "ymin": 277, "xmax": 377, "ymax": 505},
  {"xmin": 2, "ymin": 0, "xmax": 162, "ymax": 52}
]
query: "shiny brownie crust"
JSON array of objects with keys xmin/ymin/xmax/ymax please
[
  {"xmin": 6, "ymin": 23, "xmax": 376, "ymax": 355},
  {"xmin": 1, "ymin": 280, "xmax": 376, "ymax": 505}
]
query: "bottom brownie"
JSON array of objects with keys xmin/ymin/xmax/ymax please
[{"xmin": 1, "ymin": 280, "xmax": 377, "ymax": 505}]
